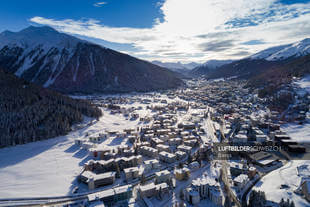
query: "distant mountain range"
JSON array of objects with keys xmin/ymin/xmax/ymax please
[
  {"xmin": 189, "ymin": 59, "xmax": 234, "ymax": 76},
  {"xmin": 0, "ymin": 26, "xmax": 184, "ymax": 94},
  {"xmin": 190, "ymin": 38, "xmax": 310, "ymax": 83},
  {"xmin": 151, "ymin": 60, "xmax": 199, "ymax": 70}
]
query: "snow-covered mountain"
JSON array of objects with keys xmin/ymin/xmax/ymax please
[
  {"xmin": 0, "ymin": 26, "xmax": 183, "ymax": 93},
  {"xmin": 202, "ymin": 38, "xmax": 310, "ymax": 81},
  {"xmin": 151, "ymin": 60, "xmax": 199, "ymax": 70},
  {"xmin": 251, "ymin": 38, "xmax": 310, "ymax": 61}
]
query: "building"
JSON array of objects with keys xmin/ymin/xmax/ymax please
[
  {"xmin": 301, "ymin": 180, "xmax": 310, "ymax": 202},
  {"xmin": 159, "ymin": 151, "xmax": 176, "ymax": 163},
  {"xmin": 124, "ymin": 167, "xmax": 140, "ymax": 181},
  {"xmin": 192, "ymin": 177, "xmax": 224, "ymax": 206},
  {"xmin": 155, "ymin": 170, "xmax": 171, "ymax": 184},
  {"xmin": 144, "ymin": 159, "xmax": 160, "ymax": 172},
  {"xmin": 168, "ymin": 138, "xmax": 182, "ymax": 146},
  {"xmin": 174, "ymin": 167, "xmax": 190, "ymax": 180},
  {"xmin": 88, "ymin": 185, "xmax": 132, "ymax": 206},
  {"xmin": 139, "ymin": 182, "xmax": 170, "ymax": 198},
  {"xmin": 139, "ymin": 183, "xmax": 156, "ymax": 198},
  {"xmin": 157, "ymin": 144, "xmax": 171, "ymax": 152},
  {"xmin": 175, "ymin": 151, "xmax": 187, "ymax": 160},
  {"xmin": 177, "ymin": 145, "xmax": 192, "ymax": 154},
  {"xmin": 229, "ymin": 162, "xmax": 246, "ymax": 177},
  {"xmin": 233, "ymin": 174, "xmax": 249, "ymax": 192},
  {"xmin": 184, "ymin": 188, "xmax": 200, "ymax": 205},
  {"xmin": 139, "ymin": 146, "xmax": 158, "ymax": 158},
  {"xmin": 81, "ymin": 171, "xmax": 116, "ymax": 190}
]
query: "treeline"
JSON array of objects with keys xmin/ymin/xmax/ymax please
[{"xmin": 0, "ymin": 69, "xmax": 102, "ymax": 147}]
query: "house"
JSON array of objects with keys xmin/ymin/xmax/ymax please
[
  {"xmin": 168, "ymin": 138, "xmax": 182, "ymax": 146},
  {"xmin": 157, "ymin": 144, "xmax": 171, "ymax": 152},
  {"xmin": 151, "ymin": 138, "xmax": 164, "ymax": 146},
  {"xmin": 144, "ymin": 159, "xmax": 160, "ymax": 172},
  {"xmin": 139, "ymin": 146, "xmax": 158, "ymax": 158},
  {"xmin": 233, "ymin": 174, "xmax": 249, "ymax": 192},
  {"xmin": 159, "ymin": 151, "xmax": 176, "ymax": 163},
  {"xmin": 175, "ymin": 151, "xmax": 187, "ymax": 160},
  {"xmin": 177, "ymin": 145, "xmax": 192, "ymax": 154},
  {"xmin": 155, "ymin": 182, "xmax": 169, "ymax": 195},
  {"xmin": 229, "ymin": 162, "xmax": 246, "ymax": 177},
  {"xmin": 155, "ymin": 170, "xmax": 171, "ymax": 184},
  {"xmin": 139, "ymin": 182, "xmax": 170, "ymax": 198},
  {"xmin": 139, "ymin": 183, "xmax": 157, "ymax": 198},
  {"xmin": 124, "ymin": 167, "xmax": 140, "ymax": 181}
]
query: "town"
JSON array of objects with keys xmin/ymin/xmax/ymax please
[{"xmin": 10, "ymin": 77, "xmax": 308, "ymax": 207}]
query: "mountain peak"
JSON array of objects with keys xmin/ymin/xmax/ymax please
[
  {"xmin": 0, "ymin": 25, "xmax": 84, "ymax": 50},
  {"xmin": 20, "ymin": 25, "xmax": 59, "ymax": 34},
  {"xmin": 251, "ymin": 37, "xmax": 310, "ymax": 61}
]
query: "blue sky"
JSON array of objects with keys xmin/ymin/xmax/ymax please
[{"xmin": 1, "ymin": 0, "xmax": 310, "ymax": 63}]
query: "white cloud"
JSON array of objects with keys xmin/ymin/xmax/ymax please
[
  {"xmin": 93, "ymin": 2, "xmax": 107, "ymax": 7},
  {"xmin": 30, "ymin": 0, "xmax": 310, "ymax": 63}
]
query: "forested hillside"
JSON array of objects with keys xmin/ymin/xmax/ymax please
[{"xmin": 0, "ymin": 69, "xmax": 102, "ymax": 147}]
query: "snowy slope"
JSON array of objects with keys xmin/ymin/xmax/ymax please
[
  {"xmin": 0, "ymin": 26, "xmax": 183, "ymax": 93},
  {"xmin": 0, "ymin": 26, "xmax": 84, "ymax": 50},
  {"xmin": 253, "ymin": 160, "xmax": 310, "ymax": 207},
  {"xmin": 251, "ymin": 38, "xmax": 310, "ymax": 61}
]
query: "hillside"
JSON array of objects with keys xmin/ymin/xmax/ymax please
[
  {"xmin": 0, "ymin": 69, "xmax": 102, "ymax": 147},
  {"xmin": 189, "ymin": 59, "xmax": 233, "ymax": 76},
  {"xmin": 195, "ymin": 38, "xmax": 310, "ymax": 80},
  {"xmin": 0, "ymin": 26, "xmax": 184, "ymax": 94}
]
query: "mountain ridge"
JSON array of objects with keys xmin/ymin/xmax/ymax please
[{"xmin": 0, "ymin": 26, "xmax": 184, "ymax": 94}]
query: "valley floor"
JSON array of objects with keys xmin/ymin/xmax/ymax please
[{"xmin": 0, "ymin": 108, "xmax": 141, "ymax": 198}]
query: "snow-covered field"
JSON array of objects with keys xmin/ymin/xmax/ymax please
[
  {"xmin": 253, "ymin": 160, "xmax": 310, "ymax": 207},
  {"xmin": 281, "ymin": 123, "xmax": 310, "ymax": 143},
  {"xmin": 0, "ymin": 106, "xmax": 144, "ymax": 198}
]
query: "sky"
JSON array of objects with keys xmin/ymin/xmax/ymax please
[{"xmin": 1, "ymin": 0, "xmax": 310, "ymax": 63}]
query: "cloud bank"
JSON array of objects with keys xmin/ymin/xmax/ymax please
[{"xmin": 30, "ymin": 0, "xmax": 310, "ymax": 63}]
